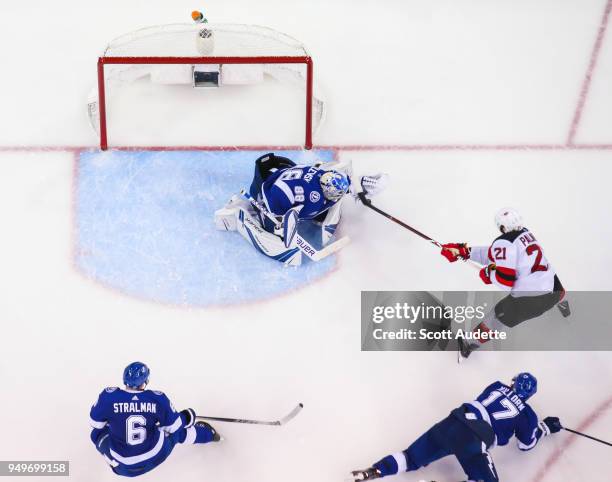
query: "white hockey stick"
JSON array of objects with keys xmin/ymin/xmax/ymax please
[
  {"xmin": 240, "ymin": 189, "xmax": 350, "ymax": 262},
  {"xmin": 196, "ymin": 403, "xmax": 303, "ymax": 426},
  {"xmin": 309, "ymin": 235, "xmax": 350, "ymax": 261}
]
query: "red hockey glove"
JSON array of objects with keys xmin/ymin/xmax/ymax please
[
  {"xmin": 440, "ymin": 243, "xmax": 470, "ymax": 262},
  {"xmin": 479, "ymin": 263, "xmax": 496, "ymax": 285}
]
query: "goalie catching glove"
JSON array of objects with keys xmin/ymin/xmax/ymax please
[{"xmin": 358, "ymin": 173, "xmax": 389, "ymax": 197}]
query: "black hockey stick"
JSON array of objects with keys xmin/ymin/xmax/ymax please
[
  {"xmin": 196, "ymin": 403, "xmax": 303, "ymax": 426},
  {"xmin": 357, "ymin": 192, "xmax": 482, "ymax": 268},
  {"xmin": 563, "ymin": 427, "xmax": 612, "ymax": 447},
  {"xmin": 357, "ymin": 192, "xmax": 443, "ymax": 248}
]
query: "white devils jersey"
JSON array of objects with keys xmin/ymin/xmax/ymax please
[{"xmin": 471, "ymin": 228, "xmax": 558, "ymax": 294}]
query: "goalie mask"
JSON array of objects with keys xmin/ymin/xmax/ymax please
[{"xmin": 320, "ymin": 171, "xmax": 349, "ymax": 202}]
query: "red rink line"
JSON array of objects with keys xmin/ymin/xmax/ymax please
[
  {"xmin": 2, "ymin": 2, "xmax": 610, "ymax": 155},
  {"xmin": 322, "ymin": 143, "xmax": 612, "ymax": 152},
  {"xmin": 567, "ymin": 0, "xmax": 612, "ymax": 146},
  {"xmin": 0, "ymin": 145, "xmax": 305, "ymax": 153},
  {"xmin": 530, "ymin": 394, "xmax": 612, "ymax": 482},
  {"xmin": 1, "ymin": 143, "xmax": 612, "ymax": 153}
]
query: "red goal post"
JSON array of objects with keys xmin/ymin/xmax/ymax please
[{"xmin": 92, "ymin": 24, "xmax": 322, "ymax": 150}]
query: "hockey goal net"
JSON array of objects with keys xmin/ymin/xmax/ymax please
[{"xmin": 89, "ymin": 23, "xmax": 325, "ymax": 149}]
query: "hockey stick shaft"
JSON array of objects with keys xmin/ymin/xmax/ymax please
[
  {"xmin": 240, "ymin": 189, "xmax": 282, "ymax": 229},
  {"xmin": 196, "ymin": 403, "xmax": 303, "ymax": 426},
  {"xmin": 196, "ymin": 415, "xmax": 278, "ymax": 425},
  {"xmin": 357, "ymin": 192, "xmax": 481, "ymax": 269},
  {"xmin": 357, "ymin": 192, "xmax": 441, "ymax": 247},
  {"xmin": 563, "ymin": 427, "xmax": 612, "ymax": 446}
]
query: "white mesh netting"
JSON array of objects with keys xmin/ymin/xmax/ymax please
[
  {"xmin": 102, "ymin": 23, "xmax": 309, "ymax": 57},
  {"xmin": 88, "ymin": 23, "xmax": 325, "ymax": 145}
]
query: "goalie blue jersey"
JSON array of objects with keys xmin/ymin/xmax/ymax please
[
  {"xmin": 89, "ymin": 387, "xmax": 184, "ymax": 465},
  {"xmin": 261, "ymin": 165, "xmax": 340, "ymax": 219},
  {"xmin": 464, "ymin": 381, "xmax": 545, "ymax": 450}
]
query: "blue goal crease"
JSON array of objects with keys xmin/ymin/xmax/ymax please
[{"xmin": 74, "ymin": 149, "xmax": 338, "ymax": 307}]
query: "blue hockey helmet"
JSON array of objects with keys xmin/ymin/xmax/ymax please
[
  {"xmin": 513, "ymin": 372, "xmax": 537, "ymax": 400},
  {"xmin": 123, "ymin": 362, "xmax": 150, "ymax": 389},
  {"xmin": 320, "ymin": 170, "xmax": 349, "ymax": 202}
]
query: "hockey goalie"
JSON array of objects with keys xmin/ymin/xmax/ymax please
[{"xmin": 214, "ymin": 153, "xmax": 387, "ymax": 266}]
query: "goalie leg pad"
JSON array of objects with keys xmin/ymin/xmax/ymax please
[
  {"xmin": 214, "ymin": 194, "xmax": 252, "ymax": 231},
  {"xmin": 215, "ymin": 207, "xmax": 238, "ymax": 231},
  {"xmin": 236, "ymin": 208, "xmax": 302, "ymax": 266},
  {"xmin": 320, "ymin": 199, "xmax": 343, "ymax": 246},
  {"xmin": 282, "ymin": 206, "xmax": 301, "ymax": 248}
]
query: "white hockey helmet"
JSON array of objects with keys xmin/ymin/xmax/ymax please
[{"xmin": 495, "ymin": 207, "xmax": 523, "ymax": 233}]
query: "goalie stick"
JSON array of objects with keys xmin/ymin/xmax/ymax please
[
  {"xmin": 195, "ymin": 403, "xmax": 303, "ymax": 426},
  {"xmin": 240, "ymin": 189, "xmax": 350, "ymax": 261}
]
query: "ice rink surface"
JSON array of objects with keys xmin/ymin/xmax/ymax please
[
  {"xmin": 75, "ymin": 149, "xmax": 337, "ymax": 306},
  {"xmin": 1, "ymin": 1, "xmax": 612, "ymax": 481}
]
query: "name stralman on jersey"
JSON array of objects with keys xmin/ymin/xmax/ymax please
[{"xmin": 113, "ymin": 402, "xmax": 157, "ymax": 414}]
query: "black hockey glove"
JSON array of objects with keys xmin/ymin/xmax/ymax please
[
  {"xmin": 180, "ymin": 408, "xmax": 196, "ymax": 428},
  {"xmin": 543, "ymin": 416, "xmax": 562, "ymax": 434}
]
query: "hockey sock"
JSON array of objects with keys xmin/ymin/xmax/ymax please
[
  {"xmin": 180, "ymin": 423, "xmax": 216, "ymax": 445},
  {"xmin": 373, "ymin": 452, "xmax": 407, "ymax": 477},
  {"xmin": 193, "ymin": 423, "xmax": 216, "ymax": 443}
]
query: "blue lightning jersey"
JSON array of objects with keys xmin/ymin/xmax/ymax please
[
  {"xmin": 261, "ymin": 165, "xmax": 341, "ymax": 219},
  {"xmin": 463, "ymin": 381, "xmax": 545, "ymax": 450},
  {"xmin": 89, "ymin": 387, "xmax": 184, "ymax": 465}
]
